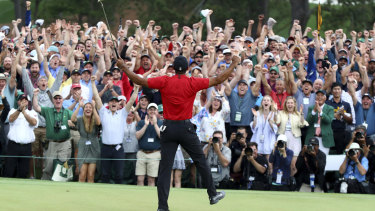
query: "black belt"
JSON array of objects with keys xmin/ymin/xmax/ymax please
[
  {"xmin": 49, "ymin": 139, "xmax": 69, "ymax": 143},
  {"xmin": 10, "ymin": 140, "xmax": 31, "ymax": 145},
  {"xmin": 103, "ymin": 143, "xmax": 122, "ymax": 147},
  {"xmin": 164, "ymin": 119, "xmax": 190, "ymax": 124}
]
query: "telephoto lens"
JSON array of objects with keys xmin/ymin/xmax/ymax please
[
  {"xmin": 212, "ymin": 137, "xmax": 219, "ymax": 144},
  {"xmin": 245, "ymin": 147, "xmax": 253, "ymax": 156},
  {"xmin": 277, "ymin": 140, "xmax": 284, "ymax": 149},
  {"xmin": 348, "ymin": 149, "xmax": 356, "ymax": 157}
]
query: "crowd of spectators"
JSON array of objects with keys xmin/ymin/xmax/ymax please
[{"xmin": 0, "ymin": 1, "xmax": 375, "ymax": 194}]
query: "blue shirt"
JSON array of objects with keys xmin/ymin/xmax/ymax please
[
  {"xmin": 62, "ymin": 98, "xmax": 83, "ymax": 116},
  {"xmin": 233, "ymin": 85, "xmax": 262, "ymax": 107},
  {"xmin": 269, "ymin": 148, "xmax": 293, "ymax": 184},
  {"xmin": 136, "ymin": 119, "xmax": 162, "ymax": 151},
  {"xmin": 294, "ymin": 88, "xmax": 316, "ymax": 119},
  {"xmin": 39, "ymin": 62, "xmax": 62, "ymax": 78},
  {"xmin": 80, "ymin": 79, "xmax": 98, "ymax": 101},
  {"xmin": 354, "ymin": 102, "xmax": 375, "ymax": 135},
  {"xmin": 228, "ymin": 89, "xmax": 257, "ymax": 126},
  {"xmin": 344, "ymin": 157, "xmax": 369, "ymax": 182},
  {"xmin": 326, "ymin": 98, "xmax": 352, "ymax": 130}
]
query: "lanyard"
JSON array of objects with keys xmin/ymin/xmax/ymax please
[{"xmin": 276, "ymin": 94, "xmax": 284, "ymax": 108}]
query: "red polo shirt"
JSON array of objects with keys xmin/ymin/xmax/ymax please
[
  {"xmin": 147, "ymin": 75, "xmax": 209, "ymax": 120},
  {"xmin": 270, "ymin": 90, "xmax": 290, "ymax": 110}
]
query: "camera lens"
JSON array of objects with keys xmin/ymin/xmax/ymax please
[
  {"xmin": 355, "ymin": 131, "xmax": 364, "ymax": 139},
  {"xmin": 212, "ymin": 137, "xmax": 219, "ymax": 144},
  {"xmin": 277, "ymin": 140, "xmax": 284, "ymax": 149},
  {"xmin": 307, "ymin": 144, "xmax": 314, "ymax": 152},
  {"xmin": 348, "ymin": 149, "xmax": 356, "ymax": 157},
  {"xmin": 245, "ymin": 147, "xmax": 253, "ymax": 156},
  {"xmin": 236, "ymin": 132, "xmax": 243, "ymax": 140}
]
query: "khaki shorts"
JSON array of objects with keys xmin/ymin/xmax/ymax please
[{"xmin": 135, "ymin": 150, "xmax": 161, "ymax": 177}]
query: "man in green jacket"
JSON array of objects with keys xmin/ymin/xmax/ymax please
[{"xmin": 305, "ymin": 90, "xmax": 334, "ymax": 155}]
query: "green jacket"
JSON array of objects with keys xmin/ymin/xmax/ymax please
[{"xmin": 305, "ymin": 104, "xmax": 335, "ymax": 148}]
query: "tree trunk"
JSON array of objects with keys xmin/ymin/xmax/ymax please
[
  {"xmin": 289, "ymin": 0, "xmax": 310, "ymax": 31},
  {"xmin": 14, "ymin": 0, "xmax": 26, "ymax": 24}
]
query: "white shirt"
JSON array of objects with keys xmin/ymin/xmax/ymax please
[
  {"xmin": 99, "ymin": 106, "xmax": 128, "ymax": 145},
  {"xmin": 7, "ymin": 109, "xmax": 39, "ymax": 143}
]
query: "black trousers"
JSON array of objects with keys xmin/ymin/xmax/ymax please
[
  {"xmin": 332, "ymin": 128, "xmax": 348, "ymax": 154},
  {"xmin": 4, "ymin": 140, "xmax": 31, "ymax": 178},
  {"xmin": 101, "ymin": 144, "xmax": 125, "ymax": 184},
  {"xmin": 157, "ymin": 120, "xmax": 217, "ymax": 210}
]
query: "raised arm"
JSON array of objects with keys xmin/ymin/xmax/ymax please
[
  {"xmin": 209, "ymin": 56, "xmax": 240, "ymax": 87},
  {"xmin": 116, "ymin": 59, "xmax": 148, "ymax": 87},
  {"xmin": 125, "ymin": 84, "xmax": 139, "ymax": 112},
  {"xmin": 32, "ymin": 89, "xmax": 41, "ymax": 113},
  {"xmin": 91, "ymin": 75, "xmax": 103, "ymax": 110}
]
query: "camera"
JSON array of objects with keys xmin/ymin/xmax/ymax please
[
  {"xmin": 348, "ymin": 149, "xmax": 356, "ymax": 157},
  {"xmin": 277, "ymin": 140, "xmax": 285, "ymax": 149},
  {"xmin": 54, "ymin": 120, "xmax": 62, "ymax": 132},
  {"xmin": 322, "ymin": 60, "xmax": 330, "ymax": 69},
  {"xmin": 236, "ymin": 132, "xmax": 244, "ymax": 140},
  {"xmin": 245, "ymin": 147, "xmax": 253, "ymax": 156},
  {"xmin": 307, "ymin": 144, "xmax": 314, "ymax": 152},
  {"xmin": 212, "ymin": 137, "xmax": 219, "ymax": 144},
  {"xmin": 354, "ymin": 131, "xmax": 364, "ymax": 139}
]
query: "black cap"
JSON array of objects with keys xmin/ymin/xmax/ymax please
[
  {"xmin": 112, "ymin": 67, "xmax": 121, "ymax": 72},
  {"xmin": 64, "ymin": 69, "xmax": 70, "ymax": 77},
  {"xmin": 308, "ymin": 137, "xmax": 319, "ymax": 145},
  {"xmin": 81, "ymin": 69, "xmax": 91, "ymax": 74},
  {"xmin": 71, "ymin": 69, "xmax": 81, "ymax": 75},
  {"xmin": 238, "ymin": 79, "xmax": 249, "ymax": 86},
  {"xmin": 104, "ymin": 70, "xmax": 113, "ymax": 76},
  {"xmin": 316, "ymin": 89, "xmax": 326, "ymax": 95},
  {"xmin": 109, "ymin": 96, "xmax": 119, "ymax": 102},
  {"xmin": 173, "ymin": 56, "xmax": 188, "ymax": 73},
  {"xmin": 141, "ymin": 54, "xmax": 151, "ymax": 60},
  {"xmin": 362, "ymin": 93, "xmax": 373, "ymax": 100},
  {"xmin": 195, "ymin": 50, "xmax": 204, "ymax": 57},
  {"xmin": 83, "ymin": 61, "xmax": 94, "ymax": 67},
  {"xmin": 339, "ymin": 56, "xmax": 348, "ymax": 61},
  {"xmin": 369, "ymin": 59, "xmax": 375, "ymax": 63},
  {"xmin": 302, "ymin": 79, "xmax": 313, "ymax": 86}
]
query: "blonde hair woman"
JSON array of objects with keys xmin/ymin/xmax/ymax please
[
  {"xmin": 71, "ymin": 100, "xmax": 101, "ymax": 183},
  {"xmin": 276, "ymin": 96, "xmax": 308, "ymax": 176},
  {"xmin": 250, "ymin": 95, "xmax": 278, "ymax": 160}
]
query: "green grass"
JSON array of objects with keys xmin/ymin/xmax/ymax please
[
  {"xmin": 0, "ymin": 0, "xmax": 14, "ymax": 24},
  {"xmin": 1, "ymin": 178, "xmax": 375, "ymax": 211}
]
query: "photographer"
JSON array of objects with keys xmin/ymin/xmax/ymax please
[
  {"xmin": 203, "ymin": 131, "xmax": 231, "ymax": 188},
  {"xmin": 337, "ymin": 143, "xmax": 368, "ymax": 193},
  {"xmin": 269, "ymin": 134, "xmax": 294, "ymax": 191},
  {"xmin": 345, "ymin": 125, "xmax": 373, "ymax": 157},
  {"xmin": 295, "ymin": 138, "xmax": 326, "ymax": 192},
  {"xmin": 228, "ymin": 127, "xmax": 248, "ymax": 185},
  {"xmin": 367, "ymin": 144, "xmax": 375, "ymax": 194},
  {"xmin": 233, "ymin": 142, "xmax": 268, "ymax": 190}
]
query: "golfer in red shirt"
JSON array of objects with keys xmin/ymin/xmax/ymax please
[{"xmin": 117, "ymin": 55, "xmax": 240, "ymax": 211}]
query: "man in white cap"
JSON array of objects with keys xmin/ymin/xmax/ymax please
[
  {"xmin": 269, "ymin": 134, "xmax": 294, "ymax": 191},
  {"xmin": 135, "ymin": 102, "xmax": 163, "ymax": 186},
  {"xmin": 337, "ymin": 142, "xmax": 368, "ymax": 193}
]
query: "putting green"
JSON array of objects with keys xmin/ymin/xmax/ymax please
[{"xmin": 0, "ymin": 178, "xmax": 374, "ymax": 211}]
